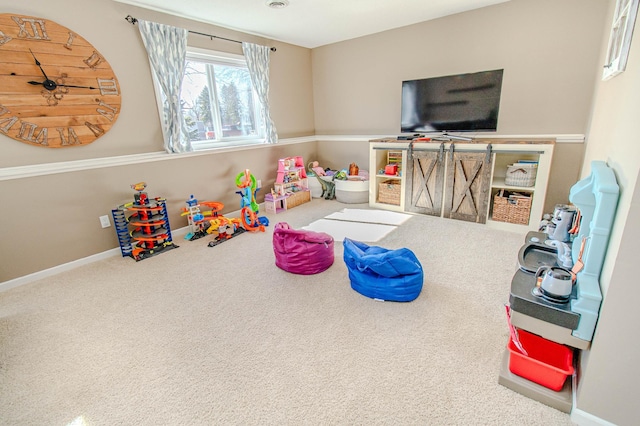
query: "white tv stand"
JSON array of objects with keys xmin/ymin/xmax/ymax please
[{"xmin": 369, "ymin": 137, "xmax": 555, "ymax": 232}]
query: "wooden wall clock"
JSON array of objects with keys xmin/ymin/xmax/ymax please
[{"xmin": 0, "ymin": 14, "xmax": 121, "ymax": 148}]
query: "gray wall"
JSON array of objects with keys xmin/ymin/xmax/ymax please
[
  {"xmin": 574, "ymin": 0, "xmax": 640, "ymax": 422},
  {"xmin": 312, "ymin": 0, "xmax": 609, "ymax": 212},
  {"xmin": 311, "ymin": 0, "xmax": 605, "ymax": 136}
]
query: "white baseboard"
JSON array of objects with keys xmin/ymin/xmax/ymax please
[
  {"xmin": 571, "ymin": 408, "xmax": 617, "ymax": 426},
  {"xmin": 0, "ymin": 248, "xmax": 121, "ymax": 293},
  {"xmin": 0, "ymin": 209, "xmax": 246, "ymax": 293}
]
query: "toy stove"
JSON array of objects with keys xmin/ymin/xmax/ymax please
[{"xmin": 508, "ymin": 161, "xmax": 619, "ymax": 349}]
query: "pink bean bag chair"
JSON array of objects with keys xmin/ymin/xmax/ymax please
[{"xmin": 273, "ymin": 222, "xmax": 334, "ymax": 274}]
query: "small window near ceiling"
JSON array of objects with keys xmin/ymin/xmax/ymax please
[{"xmin": 181, "ymin": 48, "xmax": 265, "ymax": 149}]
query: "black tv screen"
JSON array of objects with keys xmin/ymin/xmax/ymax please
[{"xmin": 401, "ymin": 69, "xmax": 504, "ymax": 133}]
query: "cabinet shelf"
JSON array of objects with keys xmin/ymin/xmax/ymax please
[
  {"xmin": 375, "ymin": 174, "xmax": 401, "ymax": 180},
  {"xmin": 491, "ymin": 177, "xmax": 535, "ymax": 191},
  {"xmin": 369, "ymin": 139, "xmax": 554, "ymax": 230}
]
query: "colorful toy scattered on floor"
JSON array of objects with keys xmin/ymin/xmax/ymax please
[
  {"xmin": 235, "ymin": 169, "xmax": 268, "ymax": 233},
  {"xmin": 112, "ymin": 182, "xmax": 178, "ymax": 261},
  {"xmin": 180, "ymin": 195, "xmax": 224, "ymax": 241},
  {"xmin": 180, "ymin": 195, "xmax": 245, "ymax": 247},
  {"xmin": 182, "ymin": 169, "xmax": 268, "ymax": 248}
]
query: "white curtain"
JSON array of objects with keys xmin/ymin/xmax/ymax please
[
  {"xmin": 138, "ymin": 20, "xmax": 191, "ymax": 153},
  {"xmin": 242, "ymin": 42, "xmax": 278, "ymax": 144}
]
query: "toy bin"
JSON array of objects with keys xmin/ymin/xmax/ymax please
[
  {"xmin": 507, "ymin": 329, "xmax": 574, "ymax": 391},
  {"xmin": 335, "ymin": 179, "xmax": 369, "ymax": 204}
]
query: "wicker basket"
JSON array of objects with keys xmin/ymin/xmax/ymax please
[
  {"xmin": 378, "ymin": 180, "xmax": 401, "ymax": 205},
  {"xmin": 505, "ymin": 164, "xmax": 537, "ymax": 187},
  {"xmin": 492, "ymin": 190, "xmax": 532, "ymax": 225},
  {"xmin": 285, "ymin": 190, "xmax": 311, "ymax": 209}
]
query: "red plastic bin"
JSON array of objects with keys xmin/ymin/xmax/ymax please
[{"xmin": 507, "ymin": 329, "xmax": 574, "ymax": 391}]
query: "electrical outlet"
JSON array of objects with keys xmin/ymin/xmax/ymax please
[
  {"xmin": 257, "ymin": 179, "xmax": 262, "ymax": 188},
  {"xmin": 99, "ymin": 215, "xmax": 111, "ymax": 228}
]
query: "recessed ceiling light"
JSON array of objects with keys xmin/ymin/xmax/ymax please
[{"xmin": 266, "ymin": 0, "xmax": 289, "ymax": 9}]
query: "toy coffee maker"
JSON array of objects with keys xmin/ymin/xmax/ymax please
[{"xmin": 546, "ymin": 204, "xmax": 576, "ymax": 242}]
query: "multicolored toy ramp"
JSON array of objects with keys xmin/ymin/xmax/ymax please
[{"xmin": 112, "ymin": 182, "xmax": 178, "ymax": 261}]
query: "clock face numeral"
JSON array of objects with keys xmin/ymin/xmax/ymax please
[
  {"xmin": 0, "ymin": 115, "xmax": 18, "ymax": 134},
  {"xmin": 64, "ymin": 32, "xmax": 76, "ymax": 50},
  {"xmin": 97, "ymin": 78, "xmax": 119, "ymax": 96},
  {"xmin": 0, "ymin": 30, "xmax": 12, "ymax": 46},
  {"xmin": 12, "ymin": 16, "xmax": 50, "ymax": 40},
  {"xmin": 84, "ymin": 51, "xmax": 104, "ymax": 69},
  {"xmin": 18, "ymin": 121, "xmax": 48, "ymax": 146},
  {"xmin": 96, "ymin": 101, "xmax": 118, "ymax": 121},
  {"xmin": 57, "ymin": 127, "xmax": 80, "ymax": 145},
  {"xmin": 0, "ymin": 105, "xmax": 18, "ymax": 134},
  {"xmin": 85, "ymin": 121, "xmax": 105, "ymax": 137}
]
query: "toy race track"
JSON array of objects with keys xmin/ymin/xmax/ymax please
[{"xmin": 112, "ymin": 182, "xmax": 178, "ymax": 261}]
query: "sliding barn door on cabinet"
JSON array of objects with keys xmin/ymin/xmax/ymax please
[
  {"xmin": 404, "ymin": 147, "xmax": 445, "ymax": 216},
  {"xmin": 443, "ymin": 148, "xmax": 492, "ymax": 224}
]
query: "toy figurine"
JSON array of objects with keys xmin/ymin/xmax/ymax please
[{"xmin": 308, "ymin": 161, "xmax": 326, "ymax": 176}]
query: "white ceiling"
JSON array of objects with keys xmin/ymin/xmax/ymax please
[{"xmin": 115, "ymin": 0, "xmax": 510, "ymax": 49}]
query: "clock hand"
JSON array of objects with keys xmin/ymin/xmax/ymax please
[
  {"xmin": 58, "ymin": 83, "xmax": 98, "ymax": 90},
  {"xmin": 28, "ymin": 80, "xmax": 98, "ymax": 90},
  {"xmin": 28, "ymin": 48, "xmax": 51, "ymax": 81},
  {"xmin": 27, "ymin": 79, "xmax": 57, "ymax": 91}
]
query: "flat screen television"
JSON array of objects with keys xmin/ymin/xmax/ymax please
[{"xmin": 401, "ymin": 69, "xmax": 504, "ymax": 134}]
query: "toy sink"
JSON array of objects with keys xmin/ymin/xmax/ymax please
[{"xmin": 518, "ymin": 236, "xmax": 559, "ymax": 274}]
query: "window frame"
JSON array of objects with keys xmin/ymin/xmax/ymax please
[
  {"xmin": 149, "ymin": 47, "xmax": 266, "ymax": 151},
  {"xmin": 603, "ymin": 0, "xmax": 639, "ymax": 80}
]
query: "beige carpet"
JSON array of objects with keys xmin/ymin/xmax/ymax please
[{"xmin": 0, "ymin": 199, "xmax": 574, "ymax": 425}]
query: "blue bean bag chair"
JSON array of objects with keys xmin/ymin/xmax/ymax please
[{"xmin": 343, "ymin": 238, "xmax": 423, "ymax": 302}]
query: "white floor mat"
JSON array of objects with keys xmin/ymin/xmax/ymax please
[
  {"xmin": 302, "ymin": 219, "xmax": 396, "ymax": 242},
  {"xmin": 324, "ymin": 208, "xmax": 413, "ymax": 225}
]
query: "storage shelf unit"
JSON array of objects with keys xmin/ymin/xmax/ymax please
[
  {"xmin": 369, "ymin": 138, "xmax": 555, "ymax": 232},
  {"xmin": 369, "ymin": 142, "xmax": 408, "ymax": 212}
]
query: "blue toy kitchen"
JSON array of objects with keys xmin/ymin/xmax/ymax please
[{"xmin": 499, "ymin": 160, "xmax": 620, "ymax": 412}]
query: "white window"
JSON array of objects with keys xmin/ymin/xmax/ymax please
[
  {"xmin": 603, "ymin": 0, "xmax": 639, "ymax": 80},
  {"xmin": 180, "ymin": 48, "xmax": 265, "ymax": 149}
]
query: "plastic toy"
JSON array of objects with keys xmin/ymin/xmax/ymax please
[
  {"xmin": 235, "ymin": 169, "xmax": 260, "ymax": 212},
  {"xmin": 235, "ymin": 169, "xmax": 267, "ymax": 233},
  {"xmin": 112, "ymin": 182, "xmax": 178, "ymax": 261},
  {"xmin": 207, "ymin": 215, "xmax": 246, "ymax": 247},
  {"xmin": 180, "ymin": 195, "xmax": 224, "ymax": 241},
  {"xmin": 308, "ymin": 161, "xmax": 326, "ymax": 176},
  {"xmin": 180, "ymin": 170, "xmax": 268, "ymax": 249},
  {"xmin": 272, "ymin": 157, "xmax": 311, "ymax": 208},
  {"xmin": 314, "ymin": 174, "xmax": 336, "ymax": 200}
]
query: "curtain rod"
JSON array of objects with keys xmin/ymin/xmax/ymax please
[{"xmin": 125, "ymin": 15, "xmax": 276, "ymax": 52}]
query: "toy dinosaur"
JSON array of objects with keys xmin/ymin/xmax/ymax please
[{"xmin": 314, "ymin": 174, "xmax": 336, "ymax": 200}]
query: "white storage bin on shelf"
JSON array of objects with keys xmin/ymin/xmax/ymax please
[{"xmin": 505, "ymin": 163, "xmax": 537, "ymax": 187}]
